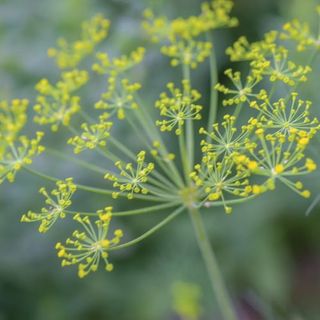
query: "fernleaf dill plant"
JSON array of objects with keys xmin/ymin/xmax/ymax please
[{"xmin": 2, "ymin": 2, "xmax": 320, "ymax": 319}]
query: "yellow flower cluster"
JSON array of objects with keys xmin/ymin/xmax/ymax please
[
  {"xmin": 0, "ymin": 98, "xmax": 45, "ymax": 184},
  {"xmin": 56, "ymin": 209, "xmax": 123, "ymax": 278},
  {"xmin": 92, "ymin": 46, "xmax": 145, "ymax": 119},
  {"xmin": 143, "ymin": 0, "xmax": 238, "ymax": 68},
  {"xmin": 249, "ymin": 92, "xmax": 320, "ymax": 135},
  {"xmin": 155, "ymin": 80, "xmax": 202, "ymax": 135},
  {"xmin": 234, "ymin": 130, "xmax": 316, "ymax": 198},
  {"xmin": 199, "ymin": 114, "xmax": 250, "ymax": 156},
  {"xmin": 105, "ymin": 151, "xmax": 155, "ymax": 199},
  {"xmin": 226, "ymin": 31, "xmax": 278, "ymax": 62},
  {"xmin": 280, "ymin": 7, "xmax": 320, "ymax": 51},
  {"xmin": 21, "ymin": 178, "xmax": 76, "ymax": 233},
  {"xmin": 226, "ymin": 31, "xmax": 311, "ymax": 87},
  {"xmin": 95, "ymin": 78, "xmax": 140, "ymax": 120},
  {"xmin": 143, "ymin": 0, "xmax": 237, "ymax": 42},
  {"xmin": 161, "ymin": 40, "xmax": 212, "ymax": 69},
  {"xmin": 34, "ymin": 69, "xmax": 88, "ymax": 131},
  {"xmin": 0, "ymin": 132, "xmax": 44, "ymax": 184},
  {"xmin": 193, "ymin": 95, "xmax": 319, "ymax": 211},
  {"xmin": 190, "ymin": 155, "xmax": 251, "ymax": 214},
  {"xmin": 68, "ymin": 113, "xmax": 113, "ymax": 154},
  {"xmin": 215, "ymin": 69, "xmax": 265, "ymax": 106},
  {"xmin": 48, "ymin": 14, "xmax": 110, "ymax": 69},
  {"xmin": 92, "ymin": 47, "xmax": 145, "ymax": 76},
  {"xmin": 0, "ymin": 99, "xmax": 28, "ymax": 143}
]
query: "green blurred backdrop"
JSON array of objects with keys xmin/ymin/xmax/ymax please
[{"xmin": 0, "ymin": 0, "xmax": 320, "ymax": 319}]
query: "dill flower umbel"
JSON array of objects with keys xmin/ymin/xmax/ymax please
[
  {"xmin": 4, "ymin": 2, "xmax": 320, "ymax": 319},
  {"xmin": 104, "ymin": 151, "xmax": 155, "ymax": 199},
  {"xmin": 155, "ymin": 80, "xmax": 202, "ymax": 135},
  {"xmin": 56, "ymin": 209, "xmax": 123, "ymax": 278},
  {"xmin": 21, "ymin": 178, "xmax": 77, "ymax": 233},
  {"xmin": 68, "ymin": 113, "xmax": 113, "ymax": 153},
  {"xmin": 34, "ymin": 69, "xmax": 89, "ymax": 131}
]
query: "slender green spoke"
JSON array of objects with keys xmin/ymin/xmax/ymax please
[
  {"xmin": 128, "ymin": 112, "xmax": 184, "ymax": 189},
  {"xmin": 65, "ymin": 210, "xmax": 98, "ymax": 217},
  {"xmin": 46, "ymin": 148, "xmax": 106, "ymax": 175},
  {"xmin": 147, "ymin": 175, "xmax": 179, "ymax": 193},
  {"xmin": 24, "ymin": 166, "xmax": 59, "ymax": 183},
  {"xmin": 23, "ymin": 166, "xmax": 167, "ymax": 202},
  {"xmin": 206, "ymin": 31, "xmax": 219, "ymax": 133},
  {"xmin": 76, "ymin": 113, "xmax": 176, "ymax": 192},
  {"xmin": 182, "ymin": 63, "xmax": 195, "ymax": 174},
  {"xmin": 151, "ymin": 169, "xmax": 180, "ymax": 190},
  {"xmin": 285, "ymin": 48, "xmax": 318, "ymax": 102},
  {"xmin": 109, "ymin": 136, "xmax": 136, "ymax": 161},
  {"xmin": 65, "ymin": 202, "xmax": 181, "ymax": 217},
  {"xmin": 232, "ymin": 102, "xmax": 244, "ymax": 121},
  {"xmin": 112, "ymin": 202, "xmax": 181, "ymax": 216},
  {"xmin": 110, "ymin": 206, "xmax": 185, "ymax": 250},
  {"xmin": 189, "ymin": 207, "xmax": 237, "ymax": 320},
  {"xmin": 133, "ymin": 95, "xmax": 185, "ymax": 188},
  {"xmin": 199, "ymin": 195, "xmax": 258, "ymax": 209},
  {"xmin": 146, "ymin": 185, "xmax": 181, "ymax": 201},
  {"xmin": 178, "ymin": 129, "xmax": 189, "ymax": 182},
  {"xmin": 79, "ymin": 109, "xmax": 96, "ymax": 123},
  {"xmin": 79, "ymin": 109, "xmax": 137, "ymax": 162}
]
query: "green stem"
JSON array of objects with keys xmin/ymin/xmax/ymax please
[
  {"xmin": 70, "ymin": 118, "xmax": 176, "ymax": 193},
  {"xmin": 125, "ymin": 114, "xmax": 182, "ymax": 189},
  {"xmin": 285, "ymin": 48, "xmax": 319, "ymax": 103},
  {"xmin": 65, "ymin": 201, "xmax": 181, "ymax": 217},
  {"xmin": 47, "ymin": 148, "xmax": 106, "ymax": 175},
  {"xmin": 23, "ymin": 166, "xmax": 166, "ymax": 202},
  {"xmin": 188, "ymin": 207, "xmax": 237, "ymax": 320},
  {"xmin": 110, "ymin": 206, "xmax": 185, "ymax": 250},
  {"xmin": 178, "ymin": 128, "xmax": 189, "ymax": 182},
  {"xmin": 232, "ymin": 102, "xmax": 244, "ymax": 121},
  {"xmin": 206, "ymin": 31, "xmax": 219, "ymax": 134},
  {"xmin": 133, "ymin": 94, "xmax": 185, "ymax": 188},
  {"xmin": 199, "ymin": 195, "xmax": 257, "ymax": 209},
  {"xmin": 182, "ymin": 63, "xmax": 194, "ymax": 173}
]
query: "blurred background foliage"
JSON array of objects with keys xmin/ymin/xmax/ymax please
[{"xmin": 0, "ymin": 0, "xmax": 320, "ymax": 319}]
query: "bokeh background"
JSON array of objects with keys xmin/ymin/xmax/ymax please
[{"xmin": 0, "ymin": 0, "xmax": 320, "ymax": 319}]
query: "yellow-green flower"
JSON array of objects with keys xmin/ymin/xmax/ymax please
[
  {"xmin": 34, "ymin": 69, "xmax": 88, "ymax": 131},
  {"xmin": 199, "ymin": 114, "xmax": 251, "ymax": 156},
  {"xmin": 95, "ymin": 78, "xmax": 140, "ymax": 120},
  {"xmin": 161, "ymin": 40, "xmax": 212, "ymax": 69},
  {"xmin": 68, "ymin": 113, "xmax": 113, "ymax": 153},
  {"xmin": 105, "ymin": 151, "xmax": 155, "ymax": 199},
  {"xmin": 215, "ymin": 69, "xmax": 264, "ymax": 106},
  {"xmin": 0, "ymin": 132, "xmax": 44, "ymax": 184},
  {"xmin": 56, "ymin": 209, "xmax": 123, "ymax": 278},
  {"xmin": 250, "ymin": 92, "xmax": 320, "ymax": 135},
  {"xmin": 0, "ymin": 99, "xmax": 28, "ymax": 143},
  {"xmin": 92, "ymin": 47, "xmax": 145, "ymax": 76},
  {"xmin": 190, "ymin": 154, "xmax": 252, "ymax": 214},
  {"xmin": 281, "ymin": 7, "xmax": 320, "ymax": 52},
  {"xmin": 48, "ymin": 14, "xmax": 110, "ymax": 69},
  {"xmin": 237, "ymin": 130, "xmax": 315, "ymax": 198},
  {"xmin": 21, "ymin": 178, "xmax": 76, "ymax": 233},
  {"xmin": 155, "ymin": 80, "xmax": 202, "ymax": 135}
]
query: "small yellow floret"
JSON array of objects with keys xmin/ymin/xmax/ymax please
[{"xmin": 274, "ymin": 164, "xmax": 284, "ymax": 174}]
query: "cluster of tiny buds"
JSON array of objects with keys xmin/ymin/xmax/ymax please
[
  {"xmin": 55, "ymin": 208, "xmax": 123, "ymax": 278},
  {"xmin": 105, "ymin": 151, "xmax": 155, "ymax": 199}
]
